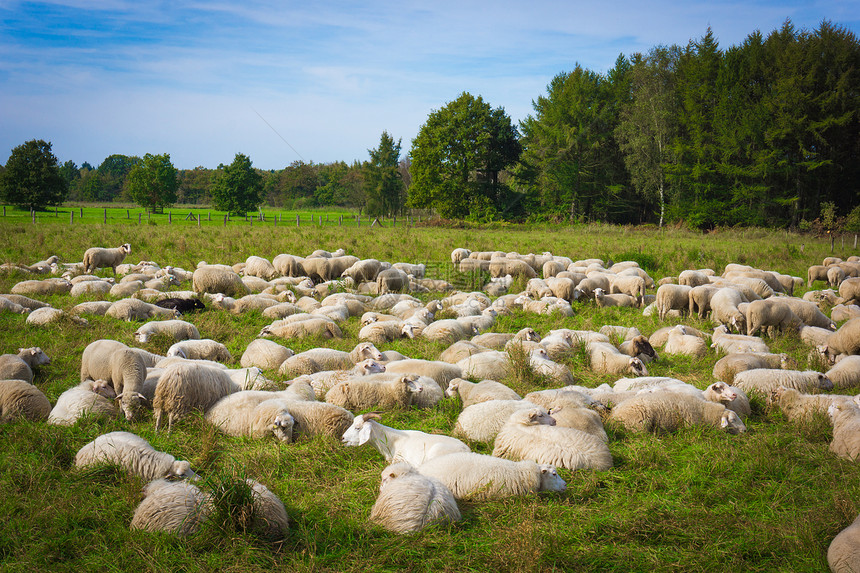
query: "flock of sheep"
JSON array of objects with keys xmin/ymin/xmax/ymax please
[{"xmin": 2, "ymin": 241, "xmax": 860, "ymax": 568}]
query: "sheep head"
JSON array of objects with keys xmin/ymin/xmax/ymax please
[
  {"xmin": 167, "ymin": 460, "xmax": 199, "ymax": 481},
  {"xmin": 341, "ymin": 413, "xmax": 380, "ymax": 446},
  {"xmin": 270, "ymin": 412, "xmax": 295, "ymax": 442},
  {"xmin": 629, "ymin": 357, "xmax": 649, "ymax": 377},
  {"xmin": 444, "ymin": 379, "xmax": 462, "ymax": 398},
  {"xmin": 720, "ymin": 410, "xmax": 746, "ymax": 434},
  {"xmin": 709, "ymin": 382, "xmax": 737, "ymax": 403},
  {"xmin": 538, "ymin": 464, "xmax": 567, "ymax": 493}
]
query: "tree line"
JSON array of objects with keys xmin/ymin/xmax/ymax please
[{"xmin": 1, "ymin": 21, "xmax": 858, "ymax": 229}]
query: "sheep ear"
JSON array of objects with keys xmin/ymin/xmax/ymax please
[
  {"xmin": 720, "ymin": 414, "xmax": 729, "ymax": 428},
  {"xmin": 357, "ymin": 421, "xmax": 373, "ymax": 445}
]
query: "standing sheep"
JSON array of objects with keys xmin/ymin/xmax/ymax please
[
  {"xmin": 710, "ymin": 288, "xmax": 748, "ymax": 333},
  {"xmin": 369, "ymin": 462, "xmax": 461, "ymax": 534},
  {"xmin": 655, "ymin": 284, "xmax": 692, "ymax": 320},
  {"xmin": 80, "ymin": 339, "xmax": 148, "ymax": 421},
  {"xmin": 0, "ymin": 379, "xmax": 51, "ymax": 422},
  {"xmin": 82, "ymin": 243, "xmax": 131, "ymax": 274},
  {"xmin": 192, "ymin": 265, "xmax": 250, "ymax": 297},
  {"xmin": 75, "ymin": 431, "xmax": 199, "ymax": 481},
  {"xmin": 493, "ymin": 407, "xmax": 614, "ymax": 471},
  {"xmin": 153, "ymin": 362, "xmax": 239, "ymax": 431},
  {"xmin": 745, "ymin": 298, "xmax": 803, "ymax": 337},
  {"xmin": 417, "ymin": 452, "xmax": 566, "ymax": 501}
]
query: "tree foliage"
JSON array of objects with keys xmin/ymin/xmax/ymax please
[
  {"xmin": 364, "ymin": 131, "xmax": 404, "ymax": 217},
  {"xmin": 126, "ymin": 153, "xmax": 179, "ymax": 212},
  {"xmin": 409, "ymin": 92, "xmax": 520, "ymax": 221},
  {"xmin": 211, "ymin": 153, "xmax": 263, "ymax": 216},
  {"xmin": 0, "ymin": 139, "xmax": 68, "ymax": 210}
]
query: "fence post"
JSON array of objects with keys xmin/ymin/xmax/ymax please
[
  {"xmin": 138, "ymin": 213, "xmax": 141, "ymax": 224},
  {"xmin": 168, "ymin": 212, "xmax": 172, "ymax": 224},
  {"xmin": 2, "ymin": 206, "xmax": 5, "ymax": 216},
  {"xmin": 224, "ymin": 215, "xmax": 228, "ymax": 227},
  {"xmin": 103, "ymin": 208, "xmax": 107, "ymax": 223},
  {"xmin": 80, "ymin": 207, "xmax": 83, "ymax": 218},
  {"xmin": 208, "ymin": 212, "xmax": 211, "ymax": 222},
  {"xmin": 250, "ymin": 217, "xmax": 253, "ymax": 227},
  {"xmin": 70, "ymin": 211, "xmax": 74, "ymax": 224},
  {"xmin": 296, "ymin": 214, "xmax": 300, "ymax": 227},
  {"xmin": 127, "ymin": 210, "xmax": 130, "ymax": 219},
  {"xmin": 32, "ymin": 210, "xmax": 35, "ymax": 224},
  {"xmin": 339, "ymin": 215, "xmax": 342, "ymax": 226}
]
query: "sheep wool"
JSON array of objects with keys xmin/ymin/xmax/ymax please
[
  {"xmin": 75, "ymin": 431, "xmax": 199, "ymax": 481},
  {"xmin": 48, "ymin": 380, "xmax": 118, "ymax": 425},
  {"xmin": 370, "ymin": 463, "xmax": 461, "ymax": 534},
  {"xmin": 0, "ymin": 379, "xmax": 51, "ymax": 422},
  {"xmin": 153, "ymin": 362, "xmax": 238, "ymax": 431},
  {"xmin": 82, "ymin": 243, "xmax": 131, "ymax": 274},
  {"xmin": 417, "ymin": 452, "xmax": 566, "ymax": 501},
  {"xmin": 0, "ymin": 347, "xmax": 50, "ymax": 383},
  {"xmin": 828, "ymin": 402, "xmax": 860, "ymax": 461},
  {"xmin": 828, "ymin": 512, "xmax": 860, "ymax": 572},
  {"xmin": 445, "ymin": 378, "xmax": 521, "ymax": 408},
  {"xmin": 493, "ymin": 408, "xmax": 614, "ymax": 471},
  {"xmin": 205, "ymin": 397, "xmax": 294, "ymax": 441},
  {"xmin": 130, "ymin": 479, "xmax": 212, "ymax": 535},
  {"xmin": 325, "ymin": 373, "xmax": 422, "ymax": 411},
  {"xmin": 608, "ymin": 392, "xmax": 747, "ymax": 434},
  {"xmin": 733, "ymin": 368, "xmax": 833, "ymax": 398},
  {"xmin": 80, "ymin": 339, "xmax": 148, "ymax": 422}
]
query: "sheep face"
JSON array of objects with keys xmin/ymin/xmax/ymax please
[
  {"xmin": 630, "ymin": 358, "xmax": 648, "ymax": 377},
  {"xmin": 526, "ymin": 408, "xmax": 556, "ymax": 426},
  {"xmin": 709, "ymin": 382, "xmax": 737, "ymax": 403},
  {"xmin": 817, "ymin": 374, "xmax": 835, "ymax": 391},
  {"xmin": 20, "ymin": 347, "xmax": 50, "ymax": 367},
  {"xmin": 538, "ymin": 465, "xmax": 567, "ymax": 493},
  {"xmin": 720, "ymin": 411, "xmax": 747, "ymax": 434},
  {"xmin": 379, "ymin": 462, "xmax": 413, "ymax": 490},
  {"xmin": 270, "ymin": 412, "xmax": 295, "ymax": 442},
  {"xmin": 444, "ymin": 379, "xmax": 461, "ymax": 398},
  {"xmin": 356, "ymin": 342, "xmax": 384, "ymax": 361},
  {"xmin": 356, "ymin": 359, "xmax": 385, "ymax": 375},
  {"xmin": 167, "ymin": 460, "xmax": 199, "ymax": 481},
  {"xmin": 92, "ymin": 379, "xmax": 117, "ymax": 400},
  {"xmin": 341, "ymin": 415, "xmax": 374, "ymax": 447}
]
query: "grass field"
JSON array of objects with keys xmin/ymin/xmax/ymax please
[{"xmin": 0, "ymin": 215, "xmax": 857, "ymax": 572}]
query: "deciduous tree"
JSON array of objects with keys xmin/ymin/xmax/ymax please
[
  {"xmin": 211, "ymin": 153, "xmax": 263, "ymax": 215},
  {"xmin": 126, "ymin": 153, "xmax": 179, "ymax": 212},
  {"xmin": 0, "ymin": 139, "xmax": 67, "ymax": 210}
]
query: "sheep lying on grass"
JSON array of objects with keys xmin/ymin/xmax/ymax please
[
  {"xmin": 0, "ymin": 379, "xmax": 51, "ymax": 422},
  {"xmin": 0, "ymin": 347, "xmax": 50, "ymax": 383},
  {"xmin": 417, "ymin": 452, "xmax": 566, "ymax": 501},
  {"xmin": 732, "ymin": 368, "xmax": 833, "ymax": 398},
  {"xmin": 325, "ymin": 374, "xmax": 423, "ymax": 411},
  {"xmin": 771, "ymin": 386, "xmax": 852, "ymax": 424},
  {"xmin": 493, "ymin": 407, "xmax": 614, "ymax": 471},
  {"xmin": 167, "ymin": 339, "xmax": 232, "ymax": 363},
  {"xmin": 130, "ymin": 478, "xmax": 212, "ymax": 535},
  {"xmin": 240, "ymin": 339, "xmax": 295, "ymax": 371},
  {"xmin": 453, "ymin": 399, "xmax": 538, "ymax": 443},
  {"xmin": 75, "ymin": 431, "xmax": 198, "ymax": 481},
  {"xmin": 828, "ymin": 511, "xmax": 860, "ymax": 573},
  {"xmin": 828, "ymin": 400, "xmax": 860, "ymax": 461},
  {"xmin": 445, "ymin": 378, "xmax": 521, "ymax": 407},
  {"xmin": 134, "ymin": 320, "xmax": 201, "ymax": 344},
  {"xmin": 712, "ymin": 352, "xmax": 794, "ymax": 383},
  {"xmin": 608, "ymin": 392, "xmax": 747, "ymax": 434},
  {"xmin": 205, "ymin": 396, "xmax": 295, "ymax": 441},
  {"xmin": 48, "ymin": 379, "xmax": 118, "ymax": 425},
  {"xmin": 341, "ymin": 413, "xmax": 470, "ymax": 467},
  {"xmin": 370, "ymin": 462, "xmax": 460, "ymax": 534}
]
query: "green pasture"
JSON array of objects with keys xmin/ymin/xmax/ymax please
[{"xmin": 0, "ymin": 216, "xmax": 857, "ymax": 572}]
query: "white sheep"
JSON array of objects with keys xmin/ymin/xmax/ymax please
[
  {"xmin": 325, "ymin": 374, "xmax": 423, "ymax": 411},
  {"xmin": 608, "ymin": 393, "xmax": 747, "ymax": 434},
  {"xmin": 80, "ymin": 339, "xmax": 148, "ymax": 421},
  {"xmin": 421, "ymin": 319, "xmax": 478, "ymax": 344},
  {"xmin": 240, "ymin": 339, "xmax": 295, "ymax": 371},
  {"xmin": 106, "ymin": 298, "xmax": 178, "ymax": 321},
  {"xmin": 587, "ymin": 341, "xmax": 649, "ymax": 376},
  {"xmin": 370, "ymin": 462, "xmax": 461, "ymax": 534},
  {"xmin": 529, "ymin": 348, "xmax": 575, "ymax": 385},
  {"xmin": 166, "ymin": 339, "xmax": 233, "ymax": 363},
  {"xmin": 192, "ymin": 264, "xmax": 250, "ymax": 297},
  {"xmin": 711, "ymin": 325, "xmax": 770, "ymax": 354},
  {"xmin": 655, "ymin": 284, "xmax": 692, "ymax": 320},
  {"xmin": 710, "ymin": 288, "xmax": 748, "ymax": 333},
  {"xmin": 471, "ymin": 327, "xmax": 541, "ymax": 350},
  {"xmin": 445, "ymin": 378, "xmax": 521, "ymax": 407},
  {"xmin": 243, "ymin": 255, "xmax": 277, "ymax": 280},
  {"xmin": 381, "ymin": 359, "xmax": 463, "ymax": 391},
  {"xmin": 130, "ymin": 478, "xmax": 212, "ymax": 535},
  {"xmin": 663, "ymin": 325, "xmax": 709, "ymax": 358},
  {"xmin": 82, "ymin": 243, "xmax": 131, "ymax": 274},
  {"xmin": 75, "ymin": 431, "xmax": 199, "ymax": 480},
  {"xmin": 134, "ymin": 319, "xmax": 201, "ymax": 344},
  {"xmin": 358, "ymin": 319, "xmax": 416, "ymax": 345},
  {"xmin": 153, "ymin": 362, "xmax": 239, "ymax": 431},
  {"xmin": 732, "ymin": 368, "xmax": 833, "ymax": 398},
  {"xmin": 11, "ymin": 277, "xmax": 72, "ymax": 296},
  {"xmin": 294, "ymin": 359, "xmax": 386, "ymax": 400},
  {"xmin": 0, "ymin": 347, "xmax": 50, "ymax": 383},
  {"xmin": 259, "ymin": 316, "xmax": 343, "ymax": 340},
  {"xmin": 341, "ymin": 413, "xmax": 470, "ymax": 466},
  {"xmin": 712, "ymin": 352, "xmax": 794, "ymax": 383},
  {"xmin": 823, "ymin": 318, "xmax": 860, "ymax": 361},
  {"xmin": 826, "ymin": 355, "xmax": 860, "ymax": 390},
  {"xmin": 745, "ymin": 298, "xmax": 804, "ymax": 337},
  {"xmin": 0, "ymin": 379, "xmax": 51, "ymax": 422},
  {"xmin": 493, "ymin": 407, "xmax": 614, "ymax": 471},
  {"xmin": 48, "ymin": 379, "xmax": 118, "ymax": 425},
  {"xmin": 594, "ymin": 287, "xmax": 637, "ymax": 308},
  {"xmin": 453, "ymin": 399, "xmax": 538, "ymax": 443},
  {"xmin": 828, "ymin": 511, "xmax": 860, "ymax": 573},
  {"xmin": 456, "ymin": 350, "xmax": 512, "ymax": 381},
  {"xmin": 440, "ymin": 340, "xmax": 492, "ymax": 364},
  {"xmin": 280, "ymin": 342, "xmax": 384, "ymax": 376},
  {"xmin": 417, "ymin": 452, "xmax": 566, "ymax": 501},
  {"xmin": 26, "ymin": 307, "xmax": 88, "ymax": 326},
  {"xmin": 828, "ymin": 401, "xmax": 860, "ymax": 461},
  {"xmin": 771, "ymin": 386, "xmax": 852, "ymax": 424},
  {"xmin": 205, "ymin": 396, "xmax": 295, "ymax": 441},
  {"xmin": 832, "ymin": 304, "xmax": 860, "ymax": 322},
  {"xmin": 70, "ymin": 279, "xmax": 113, "ymax": 297}
]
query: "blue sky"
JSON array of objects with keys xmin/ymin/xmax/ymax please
[{"xmin": 1, "ymin": 0, "xmax": 857, "ymax": 170}]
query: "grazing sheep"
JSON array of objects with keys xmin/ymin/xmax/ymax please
[
  {"xmin": 106, "ymin": 298, "xmax": 178, "ymax": 321},
  {"xmin": 828, "ymin": 511, "xmax": 860, "ymax": 573},
  {"xmin": 48, "ymin": 379, "xmax": 118, "ymax": 425},
  {"xmin": 417, "ymin": 452, "xmax": 566, "ymax": 501},
  {"xmin": 732, "ymin": 368, "xmax": 833, "ymax": 398},
  {"xmin": 75, "ymin": 431, "xmax": 198, "ymax": 480},
  {"xmin": 341, "ymin": 413, "xmax": 471, "ymax": 466},
  {"xmin": 325, "ymin": 373, "xmax": 423, "ymax": 411},
  {"xmin": 192, "ymin": 265, "xmax": 250, "ymax": 297},
  {"xmin": 710, "ymin": 288, "xmax": 748, "ymax": 333},
  {"xmin": 655, "ymin": 284, "xmax": 692, "ymax": 320},
  {"xmin": 771, "ymin": 386, "xmax": 851, "ymax": 424},
  {"xmin": 342, "ymin": 258, "xmax": 383, "ymax": 283},
  {"xmin": 587, "ymin": 341, "xmax": 649, "ymax": 376},
  {"xmin": 489, "ymin": 257, "xmax": 538, "ymax": 280},
  {"xmin": 243, "ymin": 255, "xmax": 277, "ymax": 280},
  {"xmin": 0, "ymin": 379, "xmax": 51, "ymax": 422},
  {"xmin": 712, "ymin": 352, "xmax": 794, "ymax": 383},
  {"xmin": 240, "ymin": 339, "xmax": 295, "ymax": 371},
  {"xmin": 205, "ymin": 396, "xmax": 294, "ymax": 441},
  {"xmin": 609, "ymin": 275, "xmax": 646, "ymax": 305},
  {"xmin": 130, "ymin": 479, "xmax": 212, "ymax": 535},
  {"xmin": 153, "ymin": 362, "xmax": 238, "ymax": 431},
  {"xmin": 826, "ymin": 356, "xmax": 860, "ymax": 390},
  {"xmin": 445, "ymin": 378, "xmax": 521, "ymax": 407},
  {"xmin": 370, "ymin": 462, "xmax": 461, "ymax": 534},
  {"xmin": 663, "ymin": 325, "xmax": 709, "ymax": 358},
  {"xmin": 779, "ymin": 297, "xmax": 836, "ymax": 330},
  {"xmin": 376, "ymin": 267, "xmax": 410, "ymax": 294},
  {"xmin": 0, "ymin": 347, "xmax": 50, "ymax": 383},
  {"xmin": 167, "ymin": 339, "xmax": 232, "ymax": 363},
  {"xmin": 745, "ymin": 298, "xmax": 803, "ymax": 337},
  {"xmin": 82, "ymin": 243, "xmax": 131, "ymax": 273},
  {"xmin": 823, "ymin": 318, "xmax": 860, "ymax": 361},
  {"xmin": 493, "ymin": 407, "xmax": 614, "ymax": 471},
  {"xmin": 134, "ymin": 319, "xmax": 201, "ymax": 344},
  {"xmin": 80, "ymin": 339, "xmax": 148, "ymax": 421},
  {"xmin": 609, "ymin": 393, "xmax": 746, "ymax": 434},
  {"xmin": 828, "ymin": 401, "xmax": 860, "ymax": 461}
]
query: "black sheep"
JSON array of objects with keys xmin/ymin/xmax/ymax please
[{"xmin": 154, "ymin": 298, "xmax": 205, "ymax": 315}]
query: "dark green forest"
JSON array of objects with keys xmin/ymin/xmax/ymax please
[{"xmin": 3, "ymin": 21, "xmax": 858, "ymax": 229}]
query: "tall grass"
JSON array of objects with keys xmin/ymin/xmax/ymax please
[{"xmin": 0, "ymin": 218, "xmax": 857, "ymax": 572}]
